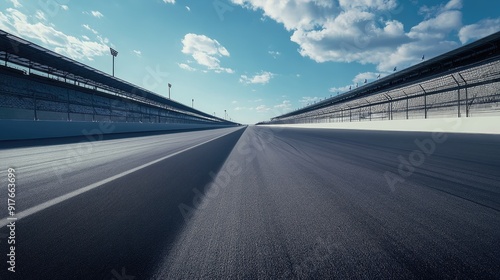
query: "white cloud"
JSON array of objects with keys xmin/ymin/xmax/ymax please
[
  {"xmin": 186, "ymin": 6, "xmax": 191, "ymax": 11},
  {"xmin": 163, "ymin": 0, "xmax": 175, "ymax": 4},
  {"xmin": 445, "ymin": 0, "xmax": 463, "ymax": 10},
  {"xmin": 0, "ymin": 9, "xmax": 109, "ymax": 61},
  {"xmin": 329, "ymin": 85, "xmax": 351, "ymax": 93},
  {"xmin": 329, "ymin": 72, "xmax": 388, "ymax": 93},
  {"xmin": 352, "ymin": 72, "xmax": 381, "ymax": 84},
  {"xmin": 96, "ymin": 35, "xmax": 109, "ymax": 45},
  {"xmin": 91, "ymin": 11, "xmax": 104, "ymax": 18},
  {"xmin": 82, "ymin": 24, "xmax": 99, "ymax": 35},
  {"xmin": 231, "ymin": 0, "xmax": 333, "ymax": 31},
  {"xmin": 231, "ymin": 0, "xmax": 409, "ymax": 70},
  {"xmin": 35, "ymin": 10, "xmax": 46, "ymax": 21},
  {"xmin": 133, "ymin": 50, "xmax": 142, "ymax": 56},
  {"xmin": 230, "ymin": 0, "xmax": 484, "ymax": 72},
  {"xmin": 9, "ymin": 0, "xmax": 21, "ymax": 8},
  {"xmin": 181, "ymin": 33, "xmax": 233, "ymax": 73},
  {"xmin": 419, "ymin": 0, "xmax": 462, "ymax": 19},
  {"xmin": 239, "ymin": 71, "xmax": 274, "ymax": 84},
  {"xmin": 274, "ymin": 100, "xmax": 292, "ymax": 110},
  {"xmin": 299, "ymin": 96, "xmax": 321, "ymax": 105},
  {"xmin": 268, "ymin": 50, "xmax": 281, "ymax": 58},
  {"xmin": 61, "ymin": 5, "xmax": 69, "ymax": 11},
  {"xmin": 82, "ymin": 35, "xmax": 90, "ymax": 40},
  {"xmin": 256, "ymin": 105, "xmax": 270, "ymax": 113},
  {"xmin": 178, "ymin": 63, "xmax": 196, "ymax": 71},
  {"xmin": 338, "ymin": 0, "xmax": 398, "ymax": 11},
  {"xmin": 408, "ymin": 10, "xmax": 462, "ymax": 40},
  {"xmin": 459, "ymin": 18, "xmax": 500, "ymax": 44}
]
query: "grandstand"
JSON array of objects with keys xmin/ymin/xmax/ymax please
[
  {"xmin": 0, "ymin": 29, "xmax": 235, "ymax": 126},
  {"xmin": 267, "ymin": 31, "xmax": 500, "ymax": 125}
]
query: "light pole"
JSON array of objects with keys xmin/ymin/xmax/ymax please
[
  {"xmin": 110, "ymin": 47, "xmax": 118, "ymax": 77},
  {"xmin": 192, "ymin": 99, "xmax": 194, "ymax": 108},
  {"xmin": 168, "ymin": 83, "xmax": 172, "ymax": 99},
  {"xmin": 224, "ymin": 110, "xmax": 227, "ymax": 120}
]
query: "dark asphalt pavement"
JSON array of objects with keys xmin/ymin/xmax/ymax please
[{"xmin": 1, "ymin": 126, "xmax": 499, "ymax": 279}]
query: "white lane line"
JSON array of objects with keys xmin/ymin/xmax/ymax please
[{"xmin": 0, "ymin": 128, "xmax": 243, "ymax": 227}]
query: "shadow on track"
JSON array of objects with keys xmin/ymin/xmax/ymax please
[
  {"xmin": 0, "ymin": 126, "xmax": 234, "ymax": 150},
  {"xmin": 0, "ymin": 127, "xmax": 246, "ymax": 280}
]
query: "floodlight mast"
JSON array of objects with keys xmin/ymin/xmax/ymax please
[
  {"xmin": 110, "ymin": 48, "xmax": 118, "ymax": 77},
  {"xmin": 168, "ymin": 83, "xmax": 172, "ymax": 99}
]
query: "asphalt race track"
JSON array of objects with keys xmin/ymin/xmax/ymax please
[{"xmin": 1, "ymin": 126, "xmax": 499, "ymax": 279}]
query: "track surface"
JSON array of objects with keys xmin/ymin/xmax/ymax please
[
  {"xmin": 0, "ymin": 127, "xmax": 242, "ymax": 215},
  {"xmin": 1, "ymin": 125, "xmax": 500, "ymax": 279}
]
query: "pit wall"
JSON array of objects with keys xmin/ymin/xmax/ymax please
[
  {"xmin": 0, "ymin": 120, "xmax": 235, "ymax": 141},
  {"xmin": 263, "ymin": 116, "xmax": 500, "ymax": 135}
]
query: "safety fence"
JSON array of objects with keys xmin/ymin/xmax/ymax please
[{"xmin": 271, "ymin": 57, "xmax": 500, "ymax": 124}]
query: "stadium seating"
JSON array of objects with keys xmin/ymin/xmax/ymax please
[{"xmin": 271, "ymin": 59, "xmax": 500, "ymax": 124}]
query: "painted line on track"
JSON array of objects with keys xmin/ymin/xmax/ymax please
[{"xmin": 0, "ymin": 127, "xmax": 244, "ymax": 227}]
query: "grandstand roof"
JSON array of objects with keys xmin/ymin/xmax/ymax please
[
  {"xmin": 0, "ymin": 29, "xmax": 226, "ymax": 122},
  {"xmin": 274, "ymin": 31, "xmax": 500, "ymax": 120}
]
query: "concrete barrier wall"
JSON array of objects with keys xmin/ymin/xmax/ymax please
[
  {"xmin": 0, "ymin": 120, "xmax": 235, "ymax": 141},
  {"xmin": 263, "ymin": 116, "xmax": 500, "ymax": 135}
]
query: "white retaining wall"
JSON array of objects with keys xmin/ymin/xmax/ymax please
[
  {"xmin": 0, "ymin": 120, "xmax": 235, "ymax": 141},
  {"xmin": 265, "ymin": 116, "xmax": 500, "ymax": 135}
]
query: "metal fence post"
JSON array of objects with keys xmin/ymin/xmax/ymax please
[
  {"xmin": 384, "ymin": 94, "xmax": 392, "ymax": 120},
  {"xmin": 402, "ymin": 90, "xmax": 409, "ymax": 119},
  {"xmin": 419, "ymin": 84, "xmax": 427, "ymax": 119},
  {"xmin": 458, "ymin": 73, "xmax": 468, "ymax": 117},
  {"xmin": 369, "ymin": 105, "xmax": 372, "ymax": 121},
  {"xmin": 33, "ymin": 91, "xmax": 38, "ymax": 121},
  {"xmin": 390, "ymin": 102, "xmax": 392, "ymax": 120},
  {"xmin": 67, "ymin": 89, "xmax": 70, "ymax": 121},
  {"xmin": 92, "ymin": 92, "xmax": 95, "ymax": 122},
  {"xmin": 451, "ymin": 75, "xmax": 461, "ymax": 117}
]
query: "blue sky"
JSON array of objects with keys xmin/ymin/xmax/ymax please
[{"xmin": 1, "ymin": 0, "xmax": 499, "ymax": 124}]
